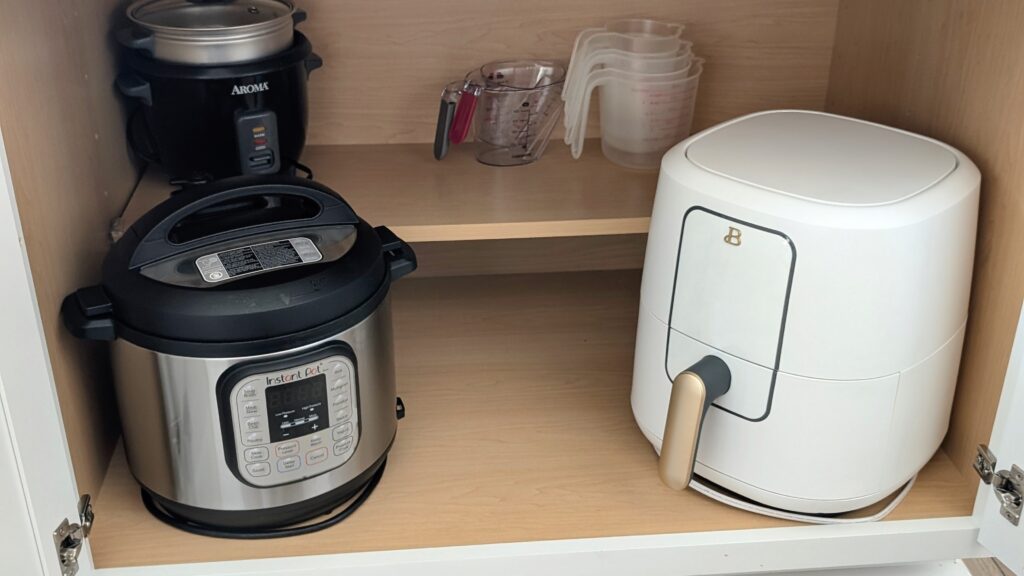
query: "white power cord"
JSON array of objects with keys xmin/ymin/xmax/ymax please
[{"xmin": 688, "ymin": 475, "xmax": 917, "ymax": 525}]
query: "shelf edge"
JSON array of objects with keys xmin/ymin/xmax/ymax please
[{"xmin": 393, "ymin": 218, "xmax": 652, "ymax": 242}]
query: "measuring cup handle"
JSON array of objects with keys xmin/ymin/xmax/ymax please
[
  {"xmin": 449, "ymin": 90, "xmax": 478, "ymax": 145},
  {"xmin": 434, "ymin": 98, "xmax": 456, "ymax": 160}
]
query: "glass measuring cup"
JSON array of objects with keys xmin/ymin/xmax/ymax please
[
  {"xmin": 434, "ymin": 60, "xmax": 566, "ymax": 166},
  {"xmin": 570, "ymin": 59, "xmax": 704, "ymax": 169}
]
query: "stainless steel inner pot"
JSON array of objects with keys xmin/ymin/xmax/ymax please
[{"xmin": 121, "ymin": 0, "xmax": 306, "ymax": 65}]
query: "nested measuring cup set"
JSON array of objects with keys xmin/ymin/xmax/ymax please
[{"xmin": 432, "ymin": 19, "xmax": 703, "ymax": 170}]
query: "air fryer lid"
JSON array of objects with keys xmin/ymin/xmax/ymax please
[{"xmin": 88, "ymin": 176, "xmax": 406, "ymax": 353}]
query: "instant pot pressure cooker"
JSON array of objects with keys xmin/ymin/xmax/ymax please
[
  {"xmin": 62, "ymin": 176, "xmax": 416, "ymax": 535},
  {"xmin": 117, "ymin": 0, "xmax": 321, "ymax": 182}
]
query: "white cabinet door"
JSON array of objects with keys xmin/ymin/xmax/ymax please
[
  {"xmin": 974, "ymin": 301, "xmax": 1024, "ymax": 574},
  {"xmin": 0, "ymin": 127, "xmax": 93, "ymax": 576}
]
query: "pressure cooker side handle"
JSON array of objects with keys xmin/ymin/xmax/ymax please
[
  {"xmin": 375, "ymin": 226, "xmax": 417, "ymax": 281},
  {"xmin": 129, "ymin": 179, "xmax": 360, "ymax": 270},
  {"xmin": 658, "ymin": 356, "xmax": 731, "ymax": 491},
  {"xmin": 61, "ymin": 286, "xmax": 116, "ymax": 341}
]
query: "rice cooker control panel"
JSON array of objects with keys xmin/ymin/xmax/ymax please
[{"xmin": 220, "ymin": 344, "xmax": 360, "ymax": 488}]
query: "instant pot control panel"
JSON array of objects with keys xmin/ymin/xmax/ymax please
[{"xmin": 217, "ymin": 343, "xmax": 360, "ymax": 488}]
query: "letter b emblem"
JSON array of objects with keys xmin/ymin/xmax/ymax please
[{"xmin": 723, "ymin": 226, "xmax": 743, "ymax": 246}]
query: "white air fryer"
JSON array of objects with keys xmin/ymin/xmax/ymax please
[{"xmin": 633, "ymin": 110, "xmax": 980, "ymax": 515}]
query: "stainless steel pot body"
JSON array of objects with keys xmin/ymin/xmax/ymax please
[
  {"xmin": 111, "ymin": 299, "xmax": 397, "ymax": 513},
  {"xmin": 122, "ymin": 0, "xmax": 304, "ymax": 65}
]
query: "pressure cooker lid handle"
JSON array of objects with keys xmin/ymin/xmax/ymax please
[{"xmin": 128, "ymin": 179, "xmax": 360, "ymax": 270}]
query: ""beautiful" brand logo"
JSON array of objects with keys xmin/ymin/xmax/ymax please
[{"xmin": 231, "ymin": 81, "xmax": 270, "ymax": 96}]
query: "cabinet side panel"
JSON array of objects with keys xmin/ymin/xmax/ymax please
[
  {"xmin": 0, "ymin": 0, "xmax": 136, "ymax": 496},
  {"xmin": 826, "ymin": 0, "xmax": 1024, "ymax": 481}
]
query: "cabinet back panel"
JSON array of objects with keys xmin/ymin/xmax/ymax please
[
  {"xmin": 0, "ymin": 0, "xmax": 136, "ymax": 496},
  {"xmin": 299, "ymin": 0, "xmax": 840, "ymax": 145},
  {"xmin": 827, "ymin": 0, "xmax": 1024, "ymax": 482}
]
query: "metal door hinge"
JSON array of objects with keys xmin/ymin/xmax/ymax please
[
  {"xmin": 975, "ymin": 444, "xmax": 1023, "ymax": 526},
  {"xmin": 53, "ymin": 495, "xmax": 94, "ymax": 576}
]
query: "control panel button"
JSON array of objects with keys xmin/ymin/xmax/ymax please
[
  {"xmin": 331, "ymin": 363, "xmax": 346, "ymax": 375},
  {"xmin": 309, "ymin": 434, "xmax": 324, "ymax": 447},
  {"xmin": 241, "ymin": 401, "xmax": 260, "ymax": 416},
  {"xmin": 306, "ymin": 447, "xmax": 328, "ymax": 465},
  {"xmin": 241, "ymin": 384, "xmax": 259, "ymax": 399},
  {"xmin": 244, "ymin": 417, "xmax": 262, "ymax": 432},
  {"xmin": 334, "ymin": 407, "xmax": 352, "ymax": 422},
  {"xmin": 333, "ymin": 439, "xmax": 353, "ymax": 457},
  {"xmin": 276, "ymin": 441, "xmax": 300, "ymax": 457},
  {"xmin": 244, "ymin": 432, "xmax": 267, "ymax": 445},
  {"xmin": 329, "ymin": 378, "xmax": 348, "ymax": 391},
  {"xmin": 332, "ymin": 422, "xmax": 353, "ymax": 441},
  {"xmin": 244, "ymin": 446, "xmax": 270, "ymax": 462},
  {"xmin": 277, "ymin": 456, "xmax": 301, "ymax": 473},
  {"xmin": 332, "ymin": 394, "xmax": 350, "ymax": 406},
  {"xmin": 246, "ymin": 462, "xmax": 271, "ymax": 477}
]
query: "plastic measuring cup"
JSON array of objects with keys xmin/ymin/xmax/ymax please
[
  {"xmin": 434, "ymin": 60, "xmax": 565, "ymax": 166},
  {"xmin": 570, "ymin": 59, "xmax": 704, "ymax": 168},
  {"xmin": 565, "ymin": 60, "xmax": 698, "ymax": 145},
  {"xmin": 562, "ymin": 45, "xmax": 694, "ymax": 137},
  {"xmin": 564, "ymin": 19, "xmax": 685, "ymax": 95}
]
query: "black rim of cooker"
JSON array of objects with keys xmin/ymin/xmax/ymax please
[{"xmin": 61, "ymin": 175, "xmax": 417, "ymax": 358}]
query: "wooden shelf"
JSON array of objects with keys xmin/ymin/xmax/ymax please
[
  {"xmin": 88, "ymin": 271, "xmax": 976, "ymax": 569},
  {"xmin": 123, "ymin": 143, "xmax": 658, "ymax": 243}
]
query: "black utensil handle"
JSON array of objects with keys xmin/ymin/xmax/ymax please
[
  {"xmin": 129, "ymin": 177, "xmax": 360, "ymax": 270},
  {"xmin": 434, "ymin": 99, "xmax": 456, "ymax": 160},
  {"xmin": 376, "ymin": 226, "xmax": 417, "ymax": 281}
]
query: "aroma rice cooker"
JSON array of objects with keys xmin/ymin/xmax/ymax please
[
  {"xmin": 62, "ymin": 176, "xmax": 416, "ymax": 531},
  {"xmin": 633, "ymin": 110, "xmax": 980, "ymax": 515},
  {"xmin": 117, "ymin": 0, "xmax": 321, "ymax": 182}
]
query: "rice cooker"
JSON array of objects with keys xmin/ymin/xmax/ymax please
[
  {"xmin": 62, "ymin": 175, "xmax": 416, "ymax": 532},
  {"xmin": 632, "ymin": 110, "xmax": 980, "ymax": 515},
  {"xmin": 116, "ymin": 0, "xmax": 322, "ymax": 182}
]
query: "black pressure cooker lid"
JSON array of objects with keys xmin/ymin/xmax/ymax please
[{"xmin": 62, "ymin": 175, "xmax": 416, "ymax": 357}]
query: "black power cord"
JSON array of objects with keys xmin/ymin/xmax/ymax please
[{"xmin": 141, "ymin": 458, "xmax": 386, "ymax": 539}]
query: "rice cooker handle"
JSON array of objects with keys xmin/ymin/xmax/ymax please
[
  {"xmin": 375, "ymin": 226, "xmax": 417, "ymax": 281},
  {"xmin": 659, "ymin": 356, "xmax": 731, "ymax": 491},
  {"xmin": 129, "ymin": 184, "xmax": 359, "ymax": 270}
]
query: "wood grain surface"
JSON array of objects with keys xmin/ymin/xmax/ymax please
[
  {"xmin": 827, "ymin": 0, "xmax": 1024, "ymax": 484},
  {"xmin": 127, "ymin": 143, "xmax": 660, "ymax": 242},
  {"xmin": 297, "ymin": 0, "xmax": 840, "ymax": 145},
  {"xmin": 0, "ymin": 0, "xmax": 137, "ymax": 496},
  {"xmin": 88, "ymin": 272, "xmax": 976, "ymax": 568}
]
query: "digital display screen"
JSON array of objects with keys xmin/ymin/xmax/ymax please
[{"xmin": 266, "ymin": 374, "xmax": 328, "ymax": 442}]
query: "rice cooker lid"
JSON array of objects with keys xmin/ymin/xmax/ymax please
[
  {"xmin": 684, "ymin": 111, "xmax": 958, "ymax": 207},
  {"xmin": 129, "ymin": 0, "xmax": 294, "ymax": 30},
  {"xmin": 101, "ymin": 175, "xmax": 390, "ymax": 354}
]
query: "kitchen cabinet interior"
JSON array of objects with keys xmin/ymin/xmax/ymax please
[{"xmin": 1, "ymin": 0, "xmax": 1023, "ymax": 572}]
